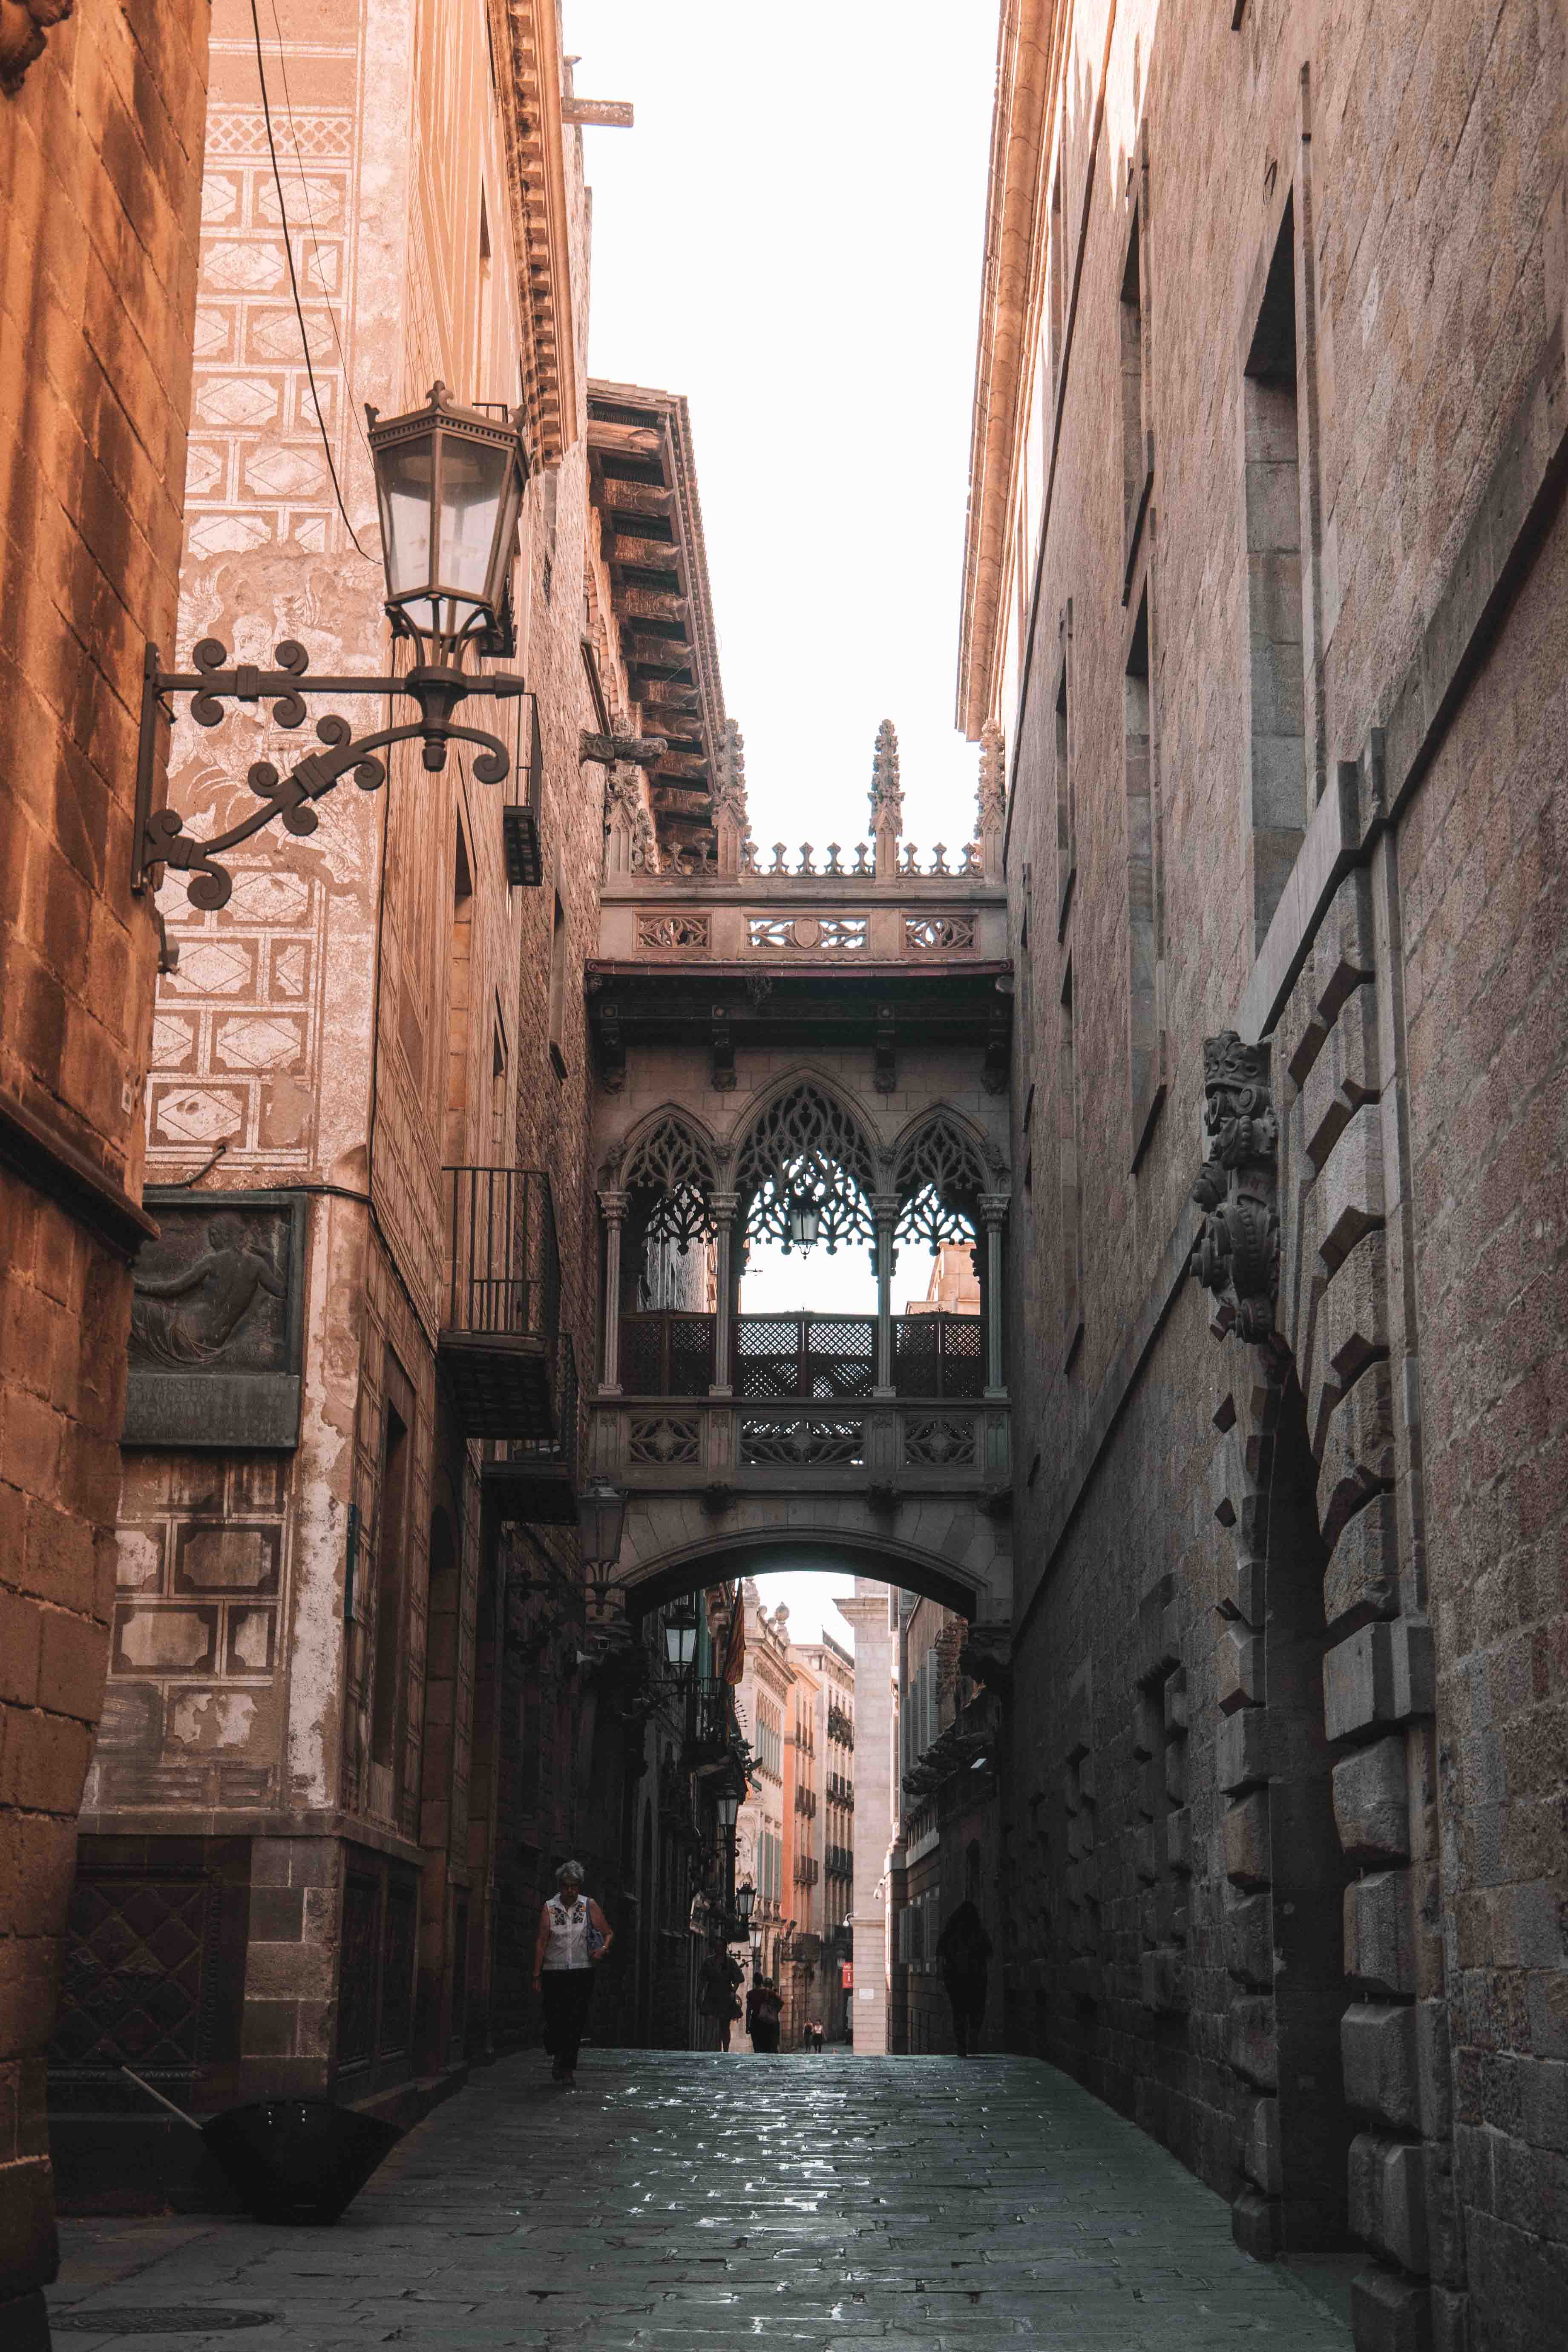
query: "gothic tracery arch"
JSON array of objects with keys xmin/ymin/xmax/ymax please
[
  {"xmin": 621, "ymin": 1110, "xmax": 720, "ymax": 1254},
  {"xmin": 893, "ymin": 1109, "xmax": 991, "ymax": 1254},
  {"xmin": 734, "ymin": 1081, "xmax": 878, "ymax": 1255}
]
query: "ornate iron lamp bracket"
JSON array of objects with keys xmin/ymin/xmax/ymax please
[{"xmin": 131, "ymin": 634, "xmax": 526, "ymax": 942}]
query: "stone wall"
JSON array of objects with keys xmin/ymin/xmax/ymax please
[
  {"xmin": 0, "ymin": 5, "xmax": 209, "ymax": 2339},
  {"xmin": 973, "ymin": 1, "xmax": 1567, "ymax": 2345}
]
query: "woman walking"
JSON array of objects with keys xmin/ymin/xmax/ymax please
[
  {"xmin": 532, "ymin": 1861, "xmax": 613, "ymax": 2087},
  {"xmin": 936, "ymin": 1900, "xmax": 992, "ymax": 2058},
  {"xmin": 745, "ymin": 1978, "xmax": 783, "ymax": 2053}
]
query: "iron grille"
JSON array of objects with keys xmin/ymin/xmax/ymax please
[
  {"xmin": 735, "ymin": 1314, "xmax": 876, "ymax": 1400},
  {"xmin": 686, "ymin": 1676, "xmax": 739, "ymax": 1759},
  {"xmin": 620, "ymin": 1310, "xmax": 716, "ymax": 1396},
  {"xmin": 892, "ymin": 1311, "xmax": 984, "ymax": 1399},
  {"xmin": 443, "ymin": 1167, "xmax": 558, "ymax": 1339}
]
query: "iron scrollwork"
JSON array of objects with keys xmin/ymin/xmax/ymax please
[
  {"xmin": 1190, "ymin": 1030, "xmax": 1279, "ymax": 1343},
  {"xmin": 132, "ymin": 635, "xmax": 528, "ymax": 947}
]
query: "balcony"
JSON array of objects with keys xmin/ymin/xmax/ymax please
[
  {"xmin": 438, "ymin": 1167, "xmax": 559, "ymax": 1438},
  {"xmin": 480, "ymin": 1336, "xmax": 578, "ymax": 1524},
  {"xmin": 616, "ymin": 1309, "xmax": 985, "ymax": 1402}
]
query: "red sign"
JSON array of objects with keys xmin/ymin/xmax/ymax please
[{"xmin": 841, "ymin": 1962, "xmax": 853, "ymax": 1989}]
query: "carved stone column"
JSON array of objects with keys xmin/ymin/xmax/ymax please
[
  {"xmin": 598, "ymin": 1188, "xmax": 628, "ymax": 1396},
  {"xmin": 871, "ymin": 1194, "xmax": 899, "ymax": 1398},
  {"xmin": 709, "ymin": 1190, "xmax": 739, "ymax": 1397},
  {"xmin": 979, "ymin": 1192, "xmax": 1009, "ymax": 1397}
]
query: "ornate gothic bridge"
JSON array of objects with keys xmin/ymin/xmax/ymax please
[{"xmin": 575, "ymin": 730, "xmax": 1016, "ymax": 1633}]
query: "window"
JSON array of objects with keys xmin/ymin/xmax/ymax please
[
  {"xmin": 489, "ymin": 1011, "xmax": 508, "ymax": 1162},
  {"xmin": 1054, "ymin": 606, "xmax": 1074, "ymax": 937},
  {"xmin": 1119, "ymin": 164, "xmax": 1153, "ymax": 592},
  {"xmin": 1049, "ymin": 159, "xmax": 1067, "ymax": 404},
  {"xmin": 1059, "ymin": 960, "xmax": 1083, "ymax": 1366},
  {"xmin": 1124, "ymin": 589, "xmax": 1165, "ymax": 1158},
  {"xmin": 444, "ymin": 820, "xmax": 474, "ymax": 1165},
  {"xmin": 1242, "ymin": 193, "xmax": 1307, "ymax": 946},
  {"xmin": 371, "ymin": 1355, "xmax": 414, "ymax": 1783}
]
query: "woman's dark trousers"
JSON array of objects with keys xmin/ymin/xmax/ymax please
[{"xmin": 541, "ymin": 1969, "xmax": 595, "ymax": 2072}]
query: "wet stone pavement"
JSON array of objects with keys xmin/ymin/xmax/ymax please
[{"xmin": 49, "ymin": 2050, "xmax": 1354, "ymax": 2349}]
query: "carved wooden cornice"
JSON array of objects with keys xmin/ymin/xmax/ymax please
[
  {"xmin": 955, "ymin": 0, "xmax": 1059, "ymax": 740},
  {"xmin": 487, "ymin": 0, "xmax": 578, "ymax": 463}
]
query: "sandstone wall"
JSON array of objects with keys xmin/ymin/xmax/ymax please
[
  {"xmin": 990, "ymin": 1, "xmax": 1567, "ymax": 2343},
  {"xmin": 0, "ymin": 5, "xmax": 209, "ymax": 2337}
]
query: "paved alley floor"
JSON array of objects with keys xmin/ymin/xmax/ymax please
[{"xmin": 49, "ymin": 2050, "xmax": 1354, "ymax": 2349}]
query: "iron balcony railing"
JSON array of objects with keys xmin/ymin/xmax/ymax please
[
  {"xmin": 618, "ymin": 1309, "xmax": 984, "ymax": 1401},
  {"xmin": 444, "ymin": 1166, "xmax": 558, "ymax": 1338},
  {"xmin": 826, "ymin": 1844, "xmax": 853, "ymax": 1878},
  {"xmin": 684, "ymin": 1675, "xmax": 739, "ymax": 1763},
  {"xmin": 440, "ymin": 1167, "xmax": 560, "ymax": 1438},
  {"xmin": 481, "ymin": 1334, "xmax": 579, "ymax": 1521}
]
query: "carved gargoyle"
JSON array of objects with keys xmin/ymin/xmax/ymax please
[
  {"xmin": 1, "ymin": 0, "xmax": 72, "ymax": 97},
  {"xmin": 1190, "ymin": 1030, "xmax": 1279, "ymax": 1344}
]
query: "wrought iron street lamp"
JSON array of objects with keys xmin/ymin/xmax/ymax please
[
  {"xmin": 663, "ymin": 1604, "xmax": 699, "ymax": 1677},
  {"xmin": 736, "ymin": 1878, "xmax": 755, "ymax": 1929},
  {"xmin": 575, "ymin": 1478, "xmax": 629, "ymax": 1601},
  {"xmin": 132, "ymin": 383, "xmax": 537, "ymax": 936},
  {"xmin": 785, "ymin": 1192, "xmax": 821, "ymax": 1253},
  {"xmin": 715, "ymin": 1788, "xmax": 740, "ymax": 1835}
]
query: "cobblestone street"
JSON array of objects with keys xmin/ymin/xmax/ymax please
[{"xmin": 49, "ymin": 2053, "xmax": 1354, "ymax": 2349}]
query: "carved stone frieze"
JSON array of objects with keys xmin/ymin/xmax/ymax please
[{"xmin": 1191, "ymin": 1031, "xmax": 1280, "ymax": 1344}]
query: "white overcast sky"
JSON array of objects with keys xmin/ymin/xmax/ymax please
[
  {"xmin": 570, "ymin": 2, "xmax": 999, "ymax": 1645},
  {"xmin": 566, "ymin": 0, "xmax": 1000, "ymax": 866}
]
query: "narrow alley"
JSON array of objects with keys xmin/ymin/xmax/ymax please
[{"xmin": 47, "ymin": 2053, "xmax": 1352, "ymax": 2349}]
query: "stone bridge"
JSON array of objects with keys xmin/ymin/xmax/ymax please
[{"xmin": 581, "ymin": 726, "xmax": 1016, "ymax": 1633}]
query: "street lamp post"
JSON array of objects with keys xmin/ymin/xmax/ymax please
[{"xmin": 132, "ymin": 384, "xmax": 538, "ymax": 940}]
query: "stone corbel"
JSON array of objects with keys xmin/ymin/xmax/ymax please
[
  {"xmin": 709, "ymin": 1004, "xmax": 736, "ymax": 1092},
  {"xmin": 1190, "ymin": 1031, "xmax": 1280, "ymax": 1346},
  {"xmin": 958, "ymin": 1619, "xmax": 1013, "ymax": 1698},
  {"xmin": 0, "ymin": 0, "xmax": 72, "ymax": 97}
]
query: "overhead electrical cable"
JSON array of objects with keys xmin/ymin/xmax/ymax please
[{"xmin": 248, "ymin": 0, "xmax": 373, "ymax": 561}]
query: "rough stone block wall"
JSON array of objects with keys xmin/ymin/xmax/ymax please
[
  {"xmin": 0, "ymin": 3, "xmax": 208, "ymax": 2333},
  {"xmin": 1396, "ymin": 492, "xmax": 1568, "ymax": 2352},
  {"xmin": 994, "ymin": 0, "xmax": 1565, "ymax": 2343}
]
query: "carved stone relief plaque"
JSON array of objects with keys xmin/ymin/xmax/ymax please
[{"xmin": 124, "ymin": 1192, "xmax": 306, "ymax": 1448}]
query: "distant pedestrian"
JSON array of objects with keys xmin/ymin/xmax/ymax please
[
  {"xmin": 699, "ymin": 1946, "xmax": 744, "ymax": 2050},
  {"xmin": 936, "ymin": 1900, "xmax": 993, "ymax": 2058},
  {"xmin": 805, "ymin": 2019, "xmax": 824, "ymax": 2054},
  {"xmin": 746, "ymin": 1979, "xmax": 783, "ymax": 2053},
  {"xmin": 532, "ymin": 1861, "xmax": 613, "ymax": 2087}
]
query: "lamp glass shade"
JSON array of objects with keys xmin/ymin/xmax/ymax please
[
  {"xmin": 716, "ymin": 1790, "xmax": 739, "ymax": 1832},
  {"xmin": 664, "ymin": 1611, "xmax": 698, "ymax": 1672},
  {"xmin": 574, "ymin": 1479, "xmax": 627, "ymax": 1571},
  {"xmin": 736, "ymin": 1879, "xmax": 755, "ymax": 1926},
  {"xmin": 368, "ymin": 384, "xmax": 526, "ymax": 652},
  {"xmin": 786, "ymin": 1193, "xmax": 820, "ymax": 1251}
]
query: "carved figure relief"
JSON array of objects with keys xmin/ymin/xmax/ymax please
[
  {"xmin": 131, "ymin": 1209, "xmax": 289, "ymax": 1371},
  {"xmin": 1190, "ymin": 1032, "xmax": 1279, "ymax": 1343}
]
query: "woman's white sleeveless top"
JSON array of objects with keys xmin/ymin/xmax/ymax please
[{"xmin": 543, "ymin": 1893, "xmax": 590, "ymax": 1970}]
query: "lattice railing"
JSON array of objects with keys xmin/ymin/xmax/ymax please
[
  {"xmin": 735, "ymin": 1313, "xmax": 876, "ymax": 1401},
  {"xmin": 621, "ymin": 1310, "xmax": 716, "ymax": 1397},
  {"xmin": 892, "ymin": 1311, "xmax": 984, "ymax": 1400}
]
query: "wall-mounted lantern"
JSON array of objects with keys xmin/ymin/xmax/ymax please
[
  {"xmin": 575, "ymin": 1478, "xmax": 629, "ymax": 1602},
  {"xmin": 785, "ymin": 1192, "xmax": 821, "ymax": 1253},
  {"xmin": 663, "ymin": 1604, "xmax": 699, "ymax": 1677},
  {"xmin": 132, "ymin": 384, "xmax": 537, "ymax": 946}
]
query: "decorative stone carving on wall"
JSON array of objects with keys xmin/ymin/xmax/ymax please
[
  {"xmin": 636, "ymin": 912, "xmax": 710, "ymax": 952},
  {"xmin": 903, "ymin": 1415, "xmax": 978, "ymax": 1468},
  {"xmin": 746, "ymin": 914, "xmax": 868, "ymax": 954},
  {"xmin": 904, "ymin": 913, "xmax": 977, "ymax": 954},
  {"xmin": 0, "ymin": 0, "xmax": 72, "ymax": 97},
  {"xmin": 1190, "ymin": 1031, "xmax": 1279, "ymax": 1343},
  {"xmin": 868, "ymin": 717, "xmax": 903, "ymax": 837},
  {"xmin": 739, "ymin": 1415, "xmax": 866, "ymax": 1467},
  {"xmin": 124, "ymin": 1192, "xmax": 305, "ymax": 1448},
  {"xmin": 628, "ymin": 1415, "xmax": 701, "ymax": 1466}
]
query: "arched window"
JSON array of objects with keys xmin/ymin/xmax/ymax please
[
  {"xmin": 736, "ymin": 1083, "xmax": 877, "ymax": 1255},
  {"xmin": 893, "ymin": 1113, "xmax": 990, "ymax": 1255},
  {"xmin": 621, "ymin": 1113, "xmax": 719, "ymax": 1256}
]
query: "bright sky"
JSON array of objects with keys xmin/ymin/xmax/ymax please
[
  {"xmin": 751, "ymin": 1569, "xmax": 858, "ymax": 1650},
  {"xmin": 566, "ymin": 0, "xmax": 1000, "ymax": 862}
]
